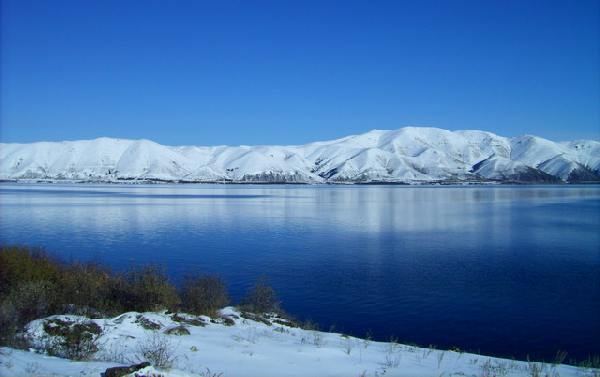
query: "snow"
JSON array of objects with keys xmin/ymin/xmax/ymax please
[
  {"xmin": 0, "ymin": 127, "xmax": 598, "ymax": 183},
  {"xmin": 0, "ymin": 348, "xmax": 116, "ymax": 377},
  {"xmin": 0, "ymin": 308, "xmax": 597, "ymax": 377}
]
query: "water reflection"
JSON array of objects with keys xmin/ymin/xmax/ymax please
[{"xmin": 3, "ymin": 184, "xmax": 597, "ymax": 235}]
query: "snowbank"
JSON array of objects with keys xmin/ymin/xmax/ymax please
[{"xmin": 0, "ymin": 307, "xmax": 597, "ymax": 377}]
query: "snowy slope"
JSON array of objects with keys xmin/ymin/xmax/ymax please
[
  {"xmin": 1, "ymin": 308, "xmax": 597, "ymax": 377},
  {"xmin": 1, "ymin": 128, "xmax": 598, "ymax": 183}
]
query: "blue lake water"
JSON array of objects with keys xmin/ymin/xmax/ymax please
[{"xmin": 0, "ymin": 183, "xmax": 599, "ymax": 361}]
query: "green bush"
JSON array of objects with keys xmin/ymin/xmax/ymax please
[{"xmin": 181, "ymin": 275, "xmax": 229, "ymax": 316}]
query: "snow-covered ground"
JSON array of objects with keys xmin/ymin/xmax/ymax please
[
  {"xmin": 1, "ymin": 127, "xmax": 599, "ymax": 183},
  {"xmin": 1, "ymin": 308, "xmax": 597, "ymax": 377}
]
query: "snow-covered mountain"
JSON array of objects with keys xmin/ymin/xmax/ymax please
[{"xmin": 1, "ymin": 127, "xmax": 599, "ymax": 183}]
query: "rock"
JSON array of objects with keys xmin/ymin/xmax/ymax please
[
  {"xmin": 102, "ymin": 362, "xmax": 150, "ymax": 377},
  {"xmin": 134, "ymin": 315, "xmax": 161, "ymax": 330},
  {"xmin": 164, "ymin": 324, "xmax": 190, "ymax": 335},
  {"xmin": 240, "ymin": 312, "xmax": 272, "ymax": 326},
  {"xmin": 171, "ymin": 313, "xmax": 206, "ymax": 327},
  {"xmin": 567, "ymin": 165, "xmax": 600, "ymax": 182}
]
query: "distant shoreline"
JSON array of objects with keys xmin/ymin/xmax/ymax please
[{"xmin": 2, "ymin": 179, "xmax": 599, "ymax": 185}]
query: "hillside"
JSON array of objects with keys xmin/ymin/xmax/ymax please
[
  {"xmin": 1, "ymin": 127, "xmax": 599, "ymax": 183},
  {"xmin": 1, "ymin": 308, "xmax": 597, "ymax": 377}
]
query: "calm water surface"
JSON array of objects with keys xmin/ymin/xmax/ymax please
[{"xmin": 1, "ymin": 183, "xmax": 599, "ymax": 361}]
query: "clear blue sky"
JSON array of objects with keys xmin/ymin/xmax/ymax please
[{"xmin": 1, "ymin": 0, "xmax": 598, "ymax": 145}]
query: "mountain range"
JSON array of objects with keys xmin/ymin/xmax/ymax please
[{"xmin": 1, "ymin": 127, "xmax": 599, "ymax": 184}]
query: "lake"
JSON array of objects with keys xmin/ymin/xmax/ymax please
[{"xmin": 0, "ymin": 183, "xmax": 598, "ymax": 361}]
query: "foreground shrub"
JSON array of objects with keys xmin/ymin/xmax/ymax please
[
  {"xmin": 0, "ymin": 247, "xmax": 56, "ymax": 343},
  {"xmin": 0, "ymin": 246, "xmax": 126, "ymax": 323},
  {"xmin": 6, "ymin": 280, "xmax": 57, "ymax": 321},
  {"xmin": 122, "ymin": 266, "xmax": 180, "ymax": 312},
  {"xmin": 0, "ymin": 246, "xmax": 285, "ymax": 350},
  {"xmin": 0, "ymin": 299, "xmax": 18, "ymax": 344},
  {"xmin": 60, "ymin": 263, "xmax": 123, "ymax": 316},
  {"xmin": 240, "ymin": 276, "xmax": 280, "ymax": 314},
  {"xmin": 136, "ymin": 332, "xmax": 177, "ymax": 368},
  {"xmin": 0, "ymin": 279, "xmax": 58, "ymax": 345},
  {"xmin": 0, "ymin": 247, "xmax": 181, "ymax": 317},
  {"xmin": 181, "ymin": 275, "xmax": 229, "ymax": 316},
  {"xmin": 0, "ymin": 247, "xmax": 182, "ymax": 346},
  {"xmin": 43, "ymin": 318, "xmax": 102, "ymax": 360},
  {"xmin": 0, "ymin": 246, "xmax": 61, "ymax": 296}
]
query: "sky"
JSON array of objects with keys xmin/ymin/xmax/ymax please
[{"xmin": 1, "ymin": 0, "xmax": 598, "ymax": 146}]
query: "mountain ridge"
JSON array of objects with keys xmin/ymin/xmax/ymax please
[{"xmin": 2, "ymin": 127, "xmax": 599, "ymax": 184}]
